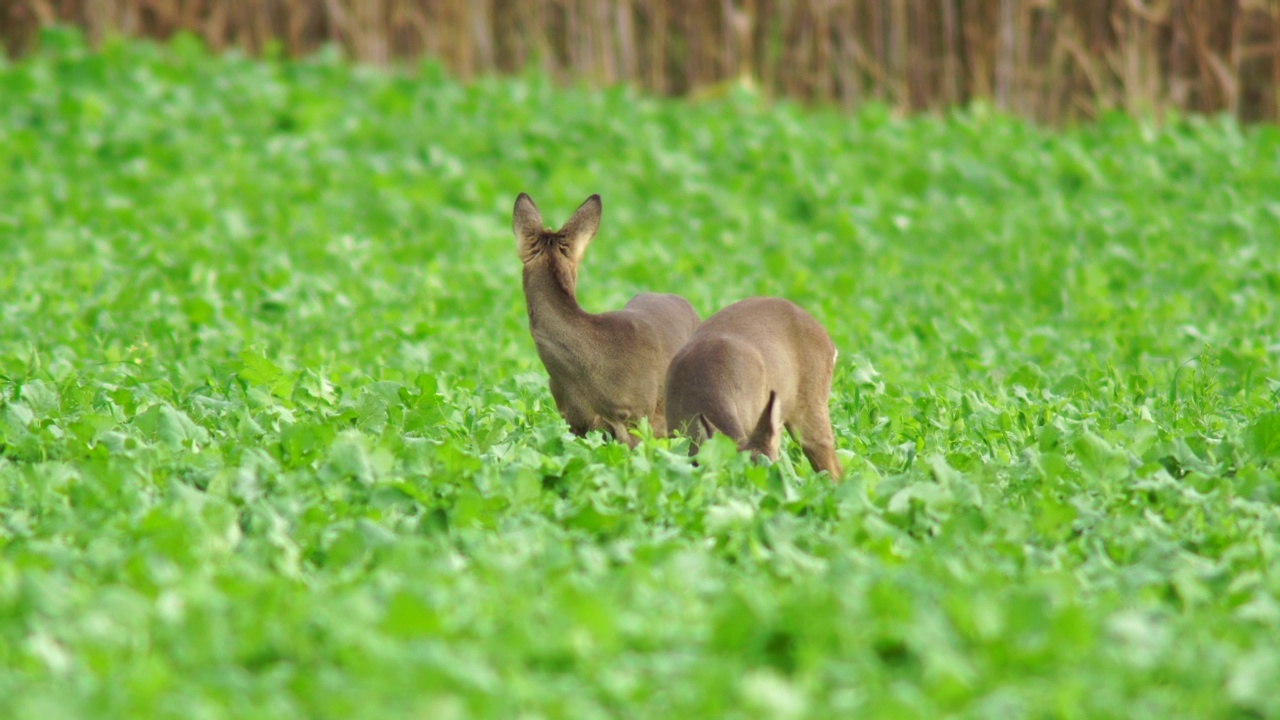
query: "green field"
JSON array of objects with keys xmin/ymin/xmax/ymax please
[{"xmin": 2, "ymin": 29, "xmax": 1280, "ymax": 719}]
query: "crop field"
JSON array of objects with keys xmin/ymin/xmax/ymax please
[{"xmin": 2, "ymin": 29, "xmax": 1280, "ymax": 719}]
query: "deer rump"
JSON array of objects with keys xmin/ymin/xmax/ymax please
[{"xmin": 664, "ymin": 296, "xmax": 842, "ymax": 478}]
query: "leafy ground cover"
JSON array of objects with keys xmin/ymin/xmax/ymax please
[{"xmin": 2, "ymin": 28, "xmax": 1279, "ymax": 719}]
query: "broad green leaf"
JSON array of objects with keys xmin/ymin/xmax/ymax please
[
  {"xmin": 0, "ymin": 30, "xmax": 1277, "ymax": 718},
  {"xmin": 1245, "ymin": 412, "xmax": 1280, "ymax": 460},
  {"xmin": 1072, "ymin": 430, "xmax": 1130, "ymax": 483}
]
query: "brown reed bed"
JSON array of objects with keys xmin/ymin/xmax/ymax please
[{"xmin": 3, "ymin": 0, "xmax": 1278, "ymax": 124}]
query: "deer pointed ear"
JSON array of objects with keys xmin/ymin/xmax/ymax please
[
  {"xmin": 513, "ymin": 193, "xmax": 544, "ymax": 259},
  {"xmin": 745, "ymin": 391, "xmax": 782, "ymax": 460},
  {"xmin": 558, "ymin": 194, "xmax": 601, "ymax": 262}
]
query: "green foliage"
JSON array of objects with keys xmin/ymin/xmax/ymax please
[{"xmin": 2, "ymin": 27, "xmax": 1279, "ymax": 719}]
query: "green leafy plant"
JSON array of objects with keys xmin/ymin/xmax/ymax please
[{"xmin": 0, "ymin": 28, "xmax": 1278, "ymax": 720}]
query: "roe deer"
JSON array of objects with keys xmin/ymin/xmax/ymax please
[
  {"xmin": 513, "ymin": 193, "xmax": 700, "ymax": 446},
  {"xmin": 665, "ymin": 297, "xmax": 842, "ymax": 478}
]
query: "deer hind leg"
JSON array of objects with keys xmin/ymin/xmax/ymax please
[
  {"xmin": 650, "ymin": 392, "xmax": 669, "ymax": 438},
  {"xmin": 790, "ymin": 406, "xmax": 843, "ymax": 480},
  {"xmin": 679, "ymin": 405, "xmax": 744, "ymax": 459},
  {"xmin": 646, "ymin": 410, "xmax": 667, "ymax": 438},
  {"xmin": 801, "ymin": 441, "xmax": 841, "ymax": 480},
  {"xmin": 604, "ymin": 418, "xmax": 639, "ymax": 448}
]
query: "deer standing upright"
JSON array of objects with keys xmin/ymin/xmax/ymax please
[{"xmin": 514, "ymin": 193, "xmax": 700, "ymax": 446}]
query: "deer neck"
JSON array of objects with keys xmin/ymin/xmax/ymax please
[{"xmin": 523, "ymin": 262, "xmax": 592, "ymax": 355}]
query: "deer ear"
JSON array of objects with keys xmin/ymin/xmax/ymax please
[
  {"xmin": 744, "ymin": 391, "xmax": 782, "ymax": 460},
  {"xmin": 558, "ymin": 194, "xmax": 601, "ymax": 263},
  {"xmin": 513, "ymin": 193, "xmax": 544, "ymax": 260}
]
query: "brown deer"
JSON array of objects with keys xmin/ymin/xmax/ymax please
[
  {"xmin": 513, "ymin": 193, "xmax": 700, "ymax": 446},
  {"xmin": 665, "ymin": 297, "xmax": 842, "ymax": 478}
]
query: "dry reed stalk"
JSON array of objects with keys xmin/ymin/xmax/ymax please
[{"xmin": 1, "ymin": 0, "xmax": 1277, "ymax": 123}]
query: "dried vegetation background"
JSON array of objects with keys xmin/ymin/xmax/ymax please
[{"xmin": 3, "ymin": 0, "xmax": 1280, "ymax": 123}]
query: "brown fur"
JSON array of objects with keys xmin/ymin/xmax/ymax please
[
  {"xmin": 514, "ymin": 193, "xmax": 700, "ymax": 446},
  {"xmin": 666, "ymin": 297, "xmax": 842, "ymax": 478}
]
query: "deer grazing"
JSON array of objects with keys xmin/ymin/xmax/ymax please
[
  {"xmin": 513, "ymin": 193, "xmax": 700, "ymax": 446},
  {"xmin": 665, "ymin": 297, "xmax": 842, "ymax": 478}
]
